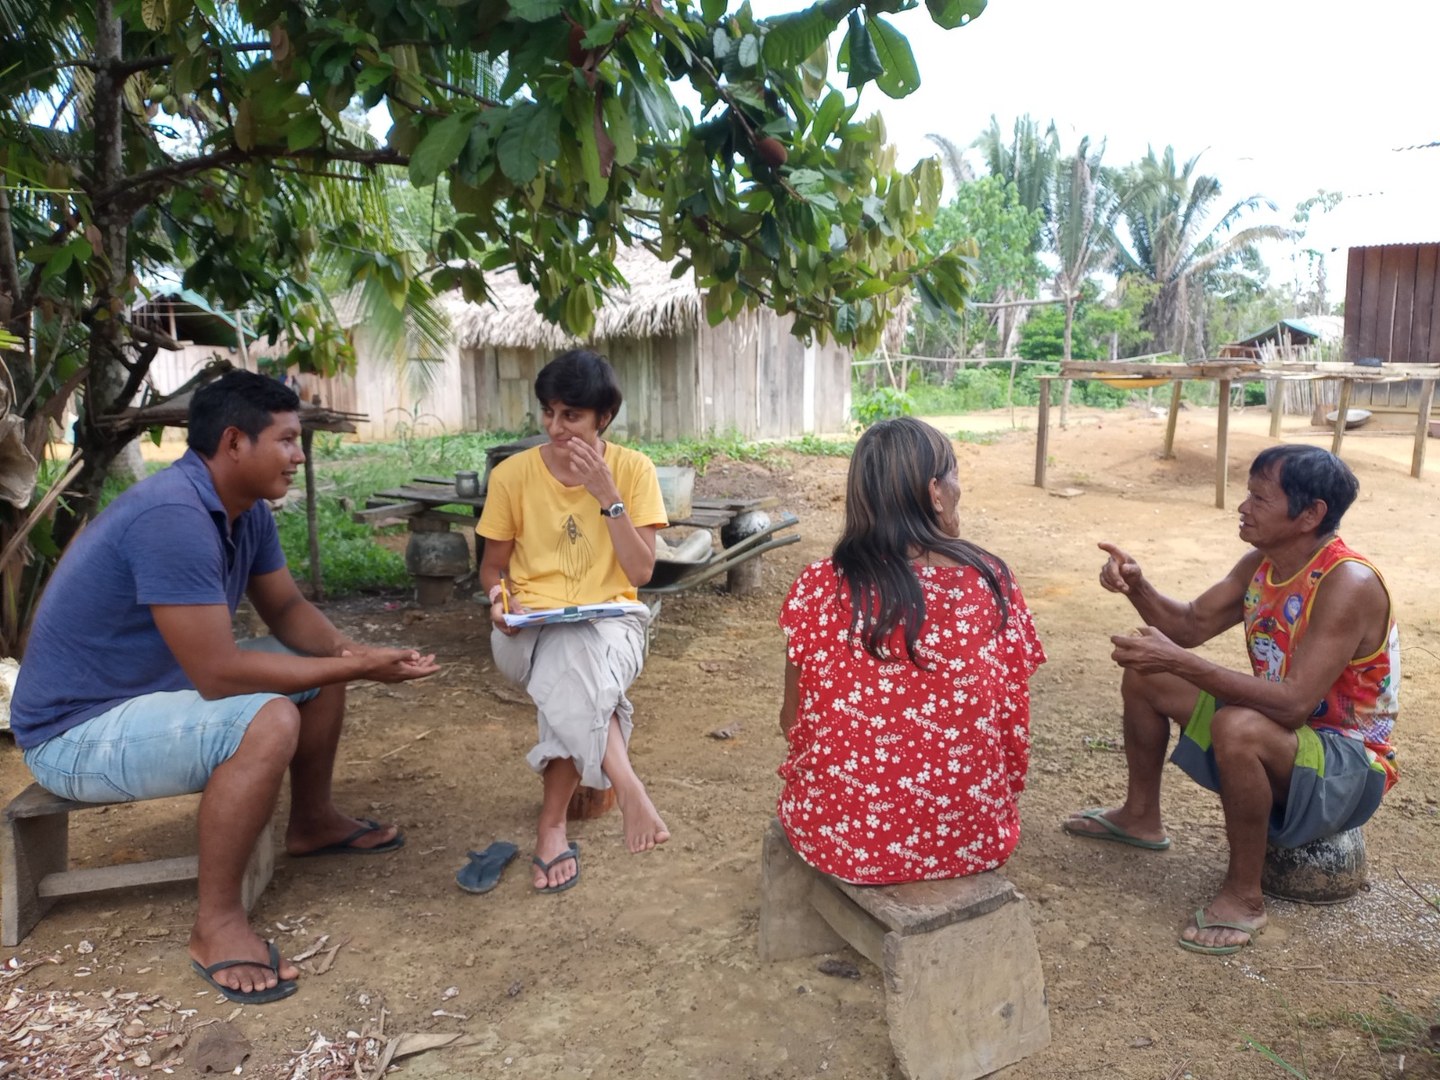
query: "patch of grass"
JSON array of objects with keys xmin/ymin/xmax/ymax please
[
  {"xmin": 631, "ymin": 432, "xmax": 777, "ymax": 474},
  {"xmin": 786, "ymin": 434, "xmax": 854, "ymax": 457},
  {"xmin": 1346, "ymin": 997, "xmax": 1440, "ymax": 1060},
  {"xmin": 275, "ymin": 497, "xmax": 409, "ymax": 595},
  {"xmin": 952, "ymin": 429, "xmax": 1000, "ymax": 445}
]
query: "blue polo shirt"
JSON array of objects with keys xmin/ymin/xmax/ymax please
[{"xmin": 10, "ymin": 450, "xmax": 286, "ymax": 749}]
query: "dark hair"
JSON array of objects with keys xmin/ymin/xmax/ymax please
[
  {"xmin": 534, "ymin": 349, "xmax": 623, "ymax": 432},
  {"xmin": 188, "ymin": 371, "xmax": 301, "ymax": 457},
  {"xmin": 833, "ymin": 417, "xmax": 1012, "ymax": 666},
  {"xmin": 1249, "ymin": 445, "xmax": 1358, "ymax": 535}
]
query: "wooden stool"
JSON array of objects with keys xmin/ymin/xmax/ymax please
[
  {"xmin": 2, "ymin": 783, "xmax": 274, "ymax": 947},
  {"xmin": 759, "ymin": 820, "xmax": 1050, "ymax": 1080},
  {"xmin": 1262, "ymin": 827, "xmax": 1367, "ymax": 905}
]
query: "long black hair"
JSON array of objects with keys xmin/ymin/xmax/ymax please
[{"xmin": 832, "ymin": 417, "xmax": 1012, "ymax": 665}]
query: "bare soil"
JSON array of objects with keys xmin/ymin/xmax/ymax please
[{"xmin": 5, "ymin": 406, "xmax": 1440, "ymax": 1079}]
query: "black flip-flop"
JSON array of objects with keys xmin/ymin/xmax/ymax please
[
  {"xmin": 532, "ymin": 841, "xmax": 581, "ymax": 894},
  {"xmin": 456, "ymin": 840, "xmax": 519, "ymax": 894},
  {"xmin": 191, "ymin": 941, "xmax": 298, "ymax": 1005},
  {"xmin": 292, "ymin": 819, "xmax": 406, "ymax": 857}
]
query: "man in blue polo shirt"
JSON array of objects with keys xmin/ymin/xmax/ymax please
[{"xmin": 12, "ymin": 371, "xmax": 439, "ymax": 1004}]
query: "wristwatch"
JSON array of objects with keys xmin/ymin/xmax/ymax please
[{"xmin": 600, "ymin": 501, "xmax": 626, "ymax": 518}]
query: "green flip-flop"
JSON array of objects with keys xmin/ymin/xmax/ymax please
[
  {"xmin": 1178, "ymin": 908, "xmax": 1265, "ymax": 955},
  {"xmin": 1062, "ymin": 808, "xmax": 1171, "ymax": 850}
]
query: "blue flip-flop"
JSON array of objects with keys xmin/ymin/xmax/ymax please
[
  {"xmin": 456, "ymin": 841, "xmax": 519, "ymax": 894},
  {"xmin": 292, "ymin": 819, "xmax": 406, "ymax": 857},
  {"xmin": 532, "ymin": 841, "xmax": 580, "ymax": 894},
  {"xmin": 191, "ymin": 941, "xmax": 298, "ymax": 1005}
]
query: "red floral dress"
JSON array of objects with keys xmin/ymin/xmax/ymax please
[{"xmin": 778, "ymin": 558, "xmax": 1045, "ymax": 884}]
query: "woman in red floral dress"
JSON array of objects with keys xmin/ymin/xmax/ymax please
[{"xmin": 778, "ymin": 417, "xmax": 1045, "ymax": 884}]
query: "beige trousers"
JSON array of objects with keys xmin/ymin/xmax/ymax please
[{"xmin": 490, "ymin": 612, "xmax": 648, "ymax": 789}]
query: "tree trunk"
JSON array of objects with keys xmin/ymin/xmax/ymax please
[
  {"xmin": 1059, "ymin": 295, "xmax": 1075, "ymax": 428},
  {"xmin": 54, "ymin": 0, "xmax": 142, "ymax": 549},
  {"xmin": 302, "ymin": 428, "xmax": 324, "ymax": 601}
]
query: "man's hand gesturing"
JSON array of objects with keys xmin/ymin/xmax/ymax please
[{"xmin": 1098, "ymin": 542, "xmax": 1144, "ymax": 595}]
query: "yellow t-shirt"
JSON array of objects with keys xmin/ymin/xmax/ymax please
[{"xmin": 477, "ymin": 442, "xmax": 669, "ymax": 609}]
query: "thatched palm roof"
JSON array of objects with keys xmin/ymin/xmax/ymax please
[{"xmin": 454, "ymin": 247, "xmax": 700, "ymax": 350}]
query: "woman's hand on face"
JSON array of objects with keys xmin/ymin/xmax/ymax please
[{"xmin": 565, "ymin": 438, "xmax": 620, "ymax": 504}]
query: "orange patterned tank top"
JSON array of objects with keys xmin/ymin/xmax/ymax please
[{"xmin": 1242, "ymin": 536, "xmax": 1399, "ymax": 790}]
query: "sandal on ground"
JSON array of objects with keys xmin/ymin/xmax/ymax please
[
  {"xmin": 456, "ymin": 840, "xmax": 519, "ymax": 894},
  {"xmin": 1062, "ymin": 808, "xmax": 1171, "ymax": 850},
  {"xmin": 191, "ymin": 941, "xmax": 298, "ymax": 1005},
  {"xmin": 532, "ymin": 841, "xmax": 580, "ymax": 894},
  {"xmin": 1178, "ymin": 908, "xmax": 1265, "ymax": 955}
]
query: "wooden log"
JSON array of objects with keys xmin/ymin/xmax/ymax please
[
  {"xmin": 1268, "ymin": 378, "xmax": 1283, "ymax": 438},
  {"xmin": 727, "ymin": 556, "xmax": 764, "ymax": 596},
  {"xmin": 1331, "ymin": 378, "xmax": 1354, "ymax": 457},
  {"xmin": 1216, "ymin": 379, "xmax": 1231, "ymax": 510},
  {"xmin": 1163, "ymin": 380, "xmax": 1182, "ymax": 459},
  {"xmin": 1412, "ymin": 379, "xmax": 1436, "ymax": 479},
  {"xmin": 567, "ymin": 786, "xmax": 615, "ymax": 820},
  {"xmin": 1034, "ymin": 379, "xmax": 1051, "ymax": 488}
]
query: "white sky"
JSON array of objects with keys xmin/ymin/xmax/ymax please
[{"xmin": 757, "ymin": 0, "xmax": 1440, "ymax": 287}]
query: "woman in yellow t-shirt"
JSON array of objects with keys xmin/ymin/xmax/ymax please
[{"xmin": 477, "ymin": 350, "xmax": 671, "ymax": 892}]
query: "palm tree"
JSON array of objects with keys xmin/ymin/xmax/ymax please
[
  {"xmin": 972, "ymin": 115, "xmax": 1060, "ymax": 230},
  {"xmin": 1112, "ymin": 147, "xmax": 1291, "ymax": 357},
  {"xmin": 1042, "ymin": 137, "xmax": 1124, "ymax": 425},
  {"xmin": 1044, "ymin": 137, "xmax": 1123, "ymax": 366}
]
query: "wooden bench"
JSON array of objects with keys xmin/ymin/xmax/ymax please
[
  {"xmin": 759, "ymin": 819, "xmax": 1050, "ymax": 1080},
  {"xmin": 1, "ymin": 783, "xmax": 273, "ymax": 947}
]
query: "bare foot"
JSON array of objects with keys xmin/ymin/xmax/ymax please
[
  {"xmin": 614, "ymin": 781, "xmax": 670, "ymax": 853},
  {"xmin": 189, "ymin": 914, "xmax": 299, "ymax": 997},
  {"xmin": 1180, "ymin": 891, "xmax": 1267, "ymax": 952},
  {"xmin": 285, "ymin": 812, "xmax": 401, "ymax": 856},
  {"xmin": 532, "ymin": 824, "xmax": 579, "ymax": 890},
  {"xmin": 1062, "ymin": 807, "xmax": 1168, "ymax": 847}
]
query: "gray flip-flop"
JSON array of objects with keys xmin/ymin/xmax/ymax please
[
  {"xmin": 532, "ymin": 841, "xmax": 580, "ymax": 894},
  {"xmin": 456, "ymin": 841, "xmax": 518, "ymax": 894}
]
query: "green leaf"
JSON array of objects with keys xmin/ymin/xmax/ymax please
[
  {"xmin": 508, "ymin": 0, "xmax": 566, "ymax": 22},
  {"xmin": 737, "ymin": 34, "xmax": 760, "ymax": 67},
  {"xmin": 867, "ymin": 16, "xmax": 920, "ymax": 98},
  {"xmin": 409, "ymin": 112, "xmax": 474, "ymax": 187},
  {"xmin": 924, "ymin": 0, "xmax": 986, "ymax": 29},
  {"xmin": 286, "ymin": 113, "xmax": 324, "ymax": 152},
  {"xmin": 701, "ymin": 0, "xmax": 728, "ymax": 21},
  {"xmin": 140, "ymin": 0, "xmax": 166, "ymax": 30},
  {"xmin": 761, "ymin": 4, "xmax": 836, "ymax": 67},
  {"xmin": 496, "ymin": 103, "xmax": 560, "ymax": 184},
  {"xmin": 577, "ymin": 109, "xmax": 606, "ymax": 206},
  {"xmin": 603, "ymin": 96, "xmax": 637, "ymax": 167},
  {"xmin": 838, "ymin": 12, "xmax": 883, "ymax": 89},
  {"xmin": 811, "ymin": 89, "xmax": 845, "ymax": 142}
]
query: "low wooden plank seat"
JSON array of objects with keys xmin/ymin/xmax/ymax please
[
  {"xmin": 759, "ymin": 819, "xmax": 1049, "ymax": 1080},
  {"xmin": 2, "ymin": 783, "xmax": 273, "ymax": 947}
]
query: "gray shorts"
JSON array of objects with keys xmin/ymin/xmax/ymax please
[
  {"xmin": 1171, "ymin": 693, "xmax": 1387, "ymax": 847},
  {"xmin": 490, "ymin": 613, "xmax": 648, "ymax": 788}
]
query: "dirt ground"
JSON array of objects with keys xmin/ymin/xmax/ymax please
[{"xmin": 4, "ymin": 405, "xmax": 1440, "ymax": 1079}]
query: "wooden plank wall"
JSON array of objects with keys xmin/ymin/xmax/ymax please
[{"xmin": 1344, "ymin": 244, "xmax": 1440, "ymax": 364}]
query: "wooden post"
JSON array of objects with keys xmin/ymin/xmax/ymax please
[
  {"xmin": 1162, "ymin": 380, "xmax": 1183, "ymax": 459},
  {"xmin": 1034, "ymin": 378, "xmax": 1051, "ymax": 488},
  {"xmin": 1331, "ymin": 378, "xmax": 1354, "ymax": 457},
  {"xmin": 1413, "ymin": 379, "xmax": 1436, "ymax": 479},
  {"xmin": 1268, "ymin": 378, "xmax": 1283, "ymax": 438},
  {"xmin": 1216, "ymin": 378, "xmax": 1231, "ymax": 510}
]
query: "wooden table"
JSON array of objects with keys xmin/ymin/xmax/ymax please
[{"xmin": 1035, "ymin": 361, "xmax": 1440, "ymax": 509}]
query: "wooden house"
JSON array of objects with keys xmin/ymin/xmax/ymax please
[
  {"xmin": 1337, "ymin": 242, "xmax": 1440, "ymax": 418},
  {"xmin": 448, "ymin": 248, "xmax": 852, "ymax": 442}
]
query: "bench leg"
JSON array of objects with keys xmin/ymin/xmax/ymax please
[
  {"xmin": 881, "ymin": 899, "xmax": 1050, "ymax": 1080},
  {"xmin": 726, "ymin": 556, "xmax": 764, "ymax": 597},
  {"xmin": 240, "ymin": 824, "xmax": 275, "ymax": 913},
  {"xmin": 2, "ymin": 814, "xmax": 68, "ymax": 948},
  {"xmin": 758, "ymin": 821, "xmax": 846, "ymax": 962}
]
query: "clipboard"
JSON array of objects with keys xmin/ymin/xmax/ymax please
[{"xmin": 502, "ymin": 601, "xmax": 649, "ymax": 629}]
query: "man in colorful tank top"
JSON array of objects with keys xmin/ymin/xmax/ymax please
[{"xmin": 1061, "ymin": 445, "xmax": 1397, "ymax": 956}]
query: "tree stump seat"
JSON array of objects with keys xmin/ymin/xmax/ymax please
[
  {"xmin": 758, "ymin": 819, "xmax": 1050, "ymax": 1080},
  {"xmin": 1, "ymin": 782, "xmax": 273, "ymax": 947}
]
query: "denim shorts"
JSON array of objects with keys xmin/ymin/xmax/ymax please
[{"xmin": 22, "ymin": 637, "xmax": 320, "ymax": 803}]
